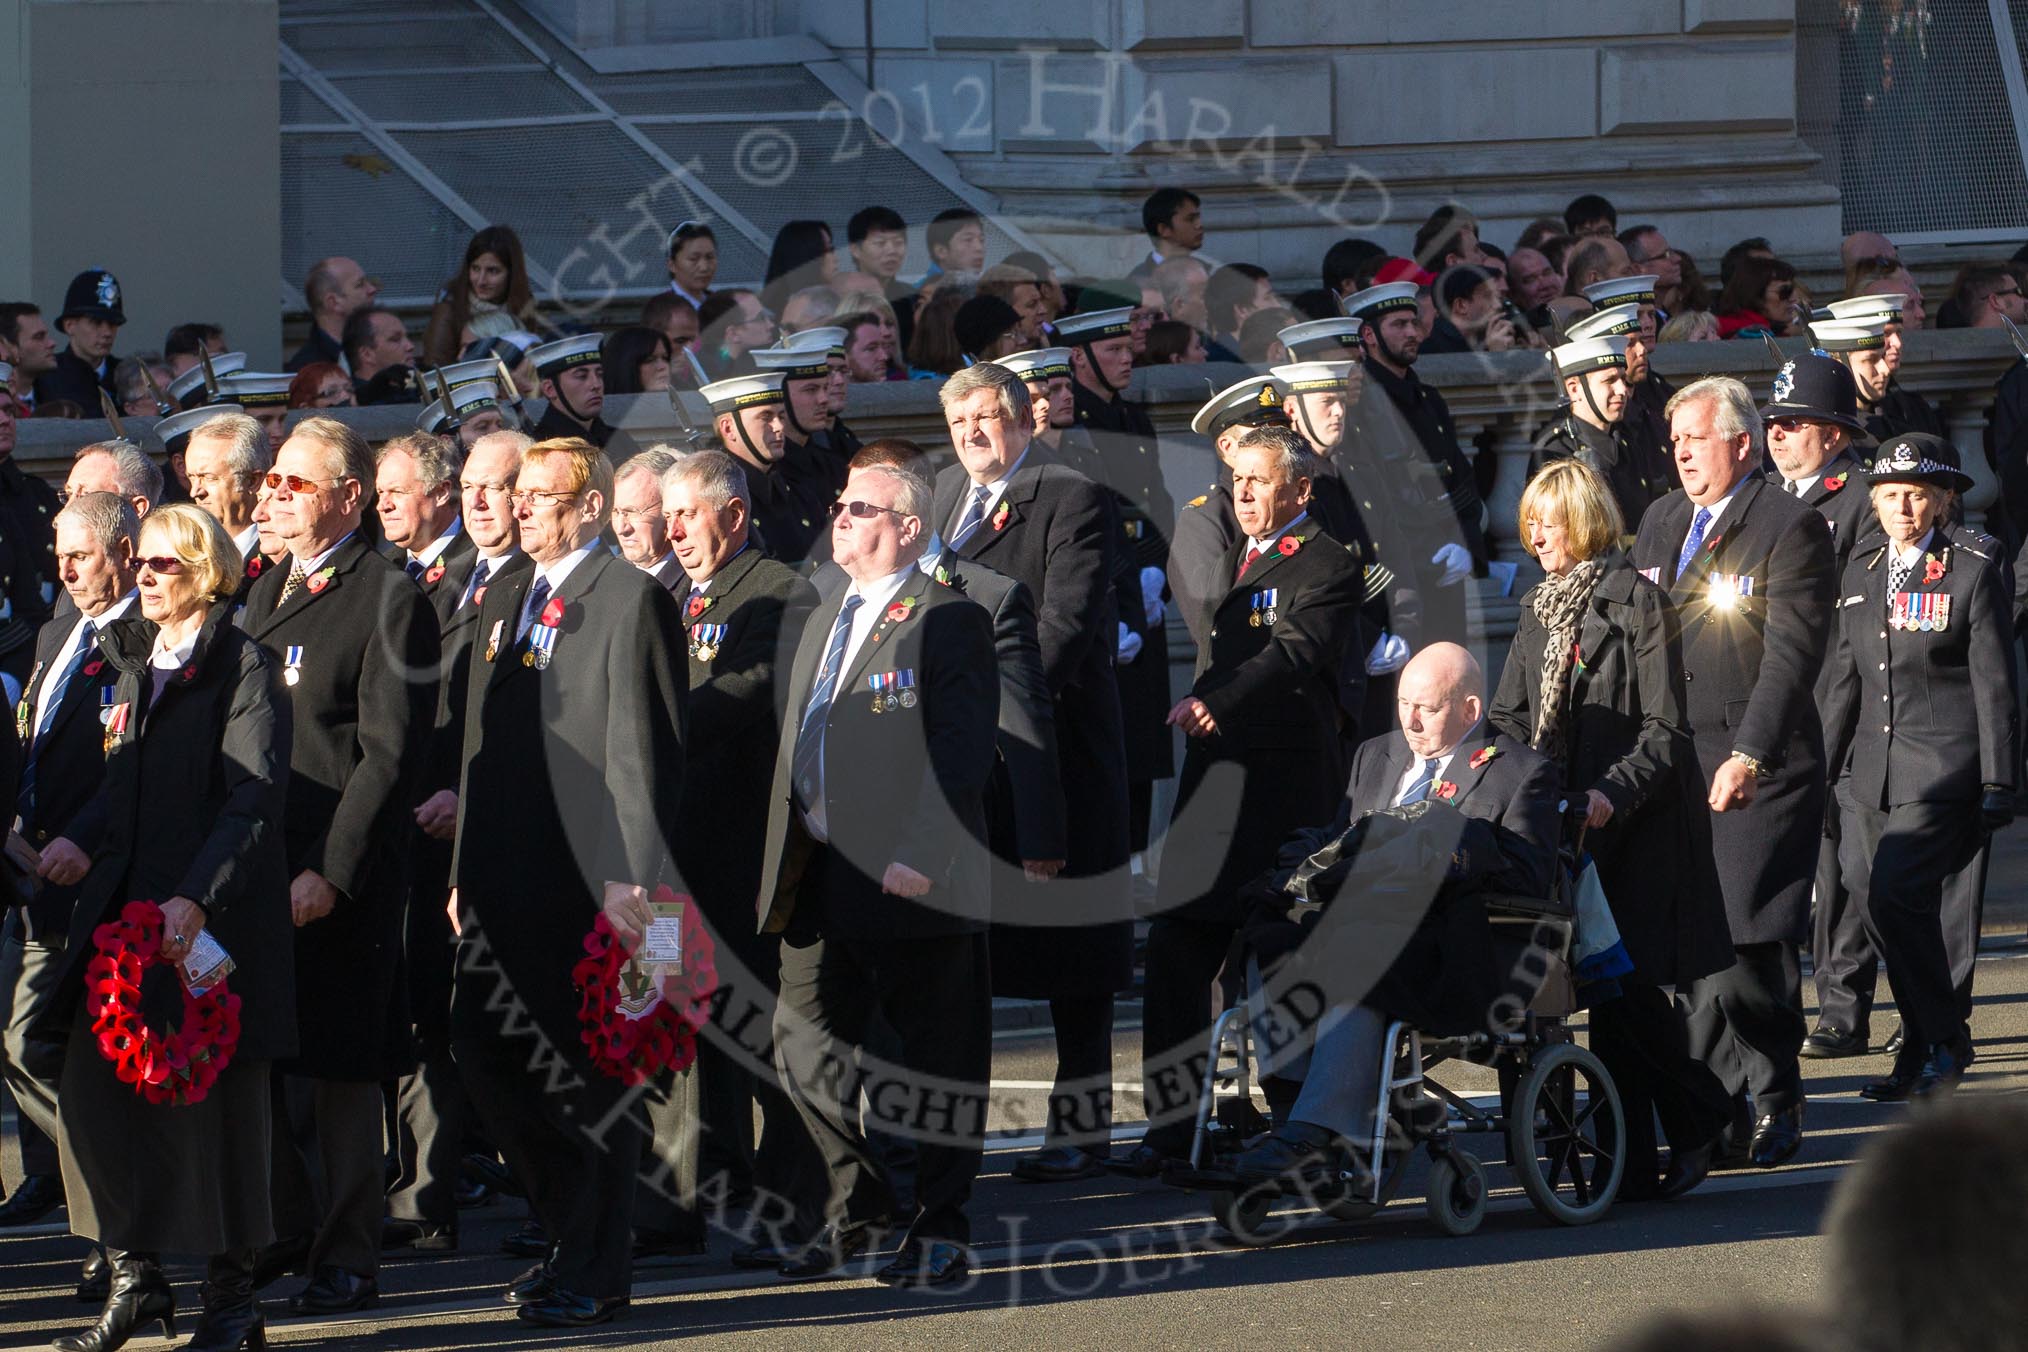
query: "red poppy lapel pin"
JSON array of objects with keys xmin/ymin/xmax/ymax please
[
  {"xmin": 1923, "ymin": 555, "xmax": 1945, "ymax": 584},
  {"xmin": 245, "ymin": 554, "xmax": 265, "ymax": 581},
  {"xmin": 82, "ymin": 659, "xmax": 104, "ymax": 678},
  {"xmin": 1821, "ymin": 474, "xmax": 1845, "ymax": 493},
  {"xmin": 540, "ymin": 596, "xmax": 567, "ymax": 628},
  {"xmin": 1278, "ymin": 534, "xmax": 1301, "ymax": 557},
  {"xmin": 886, "ymin": 595, "xmax": 918, "ymax": 625},
  {"xmin": 1433, "ymin": 780, "xmax": 1458, "ymax": 801},
  {"xmin": 686, "ymin": 593, "xmax": 711, "ymax": 621},
  {"xmin": 304, "ymin": 565, "xmax": 336, "ymax": 595},
  {"xmin": 992, "ymin": 500, "xmax": 1012, "ymax": 532},
  {"xmin": 1469, "ymin": 745, "xmax": 1500, "ymax": 770},
  {"xmin": 424, "ymin": 562, "xmax": 446, "ymax": 585}
]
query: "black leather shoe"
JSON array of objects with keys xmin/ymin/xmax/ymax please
[
  {"xmin": 1106, "ymin": 1142, "xmax": 1181, "ymax": 1179},
  {"xmin": 1883, "ymin": 1023, "xmax": 1904, "ymax": 1057},
  {"xmin": 1010, "ymin": 1145, "xmax": 1109, "ymax": 1183},
  {"xmin": 1659, "ymin": 1137, "xmax": 1718, "ymax": 1199},
  {"xmin": 1229, "ymin": 1122, "xmax": 1337, "ymax": 1185},
  {"xmin": 75, "ymin": 1248, "xmax": 109, "ymax": 1303},
  {"xmin": 502, "ymin": 1261, "xmax": 554, "ymax": 1306},
  {"xmin": 778, "ymin": 1222, "xmax": 885, "ymax": 1279},
  {"xmin": 1911, "ymin": 1038, "xmax": 1975, "ymax": 1099},
  {"xmin": 285, "ymin": 1266, "xmax": 379, "ymax": 1315},
  {"xmin": 1710, "ymin": 1098, "xmax": 1756, "ymax": 1170},
  {"xmin": 53, "ymin": 1250, "xmax": 175, "ymax": 1352},
  {"xmin": 0, "ymin": 1172, "xmax": 63, "ymax": 1226},
  {"xmin": 1800, "ymin": 1025, "xmax": 1870, "ymax": 1059},
  {"xmin": 1859, "ymin": 1064, "xmax": 1922, "ymax": 1102},
  {"xmin": 630, "ymin": 1229, "xmax": 708, "ymax": 1261},
  {"xmin": 248, "ymin": 1233, "xmax": 312, "ymax": 1290},
  {"xmin": 499, "ymin": 1218, "xmax": 549, "ymax": 1258},
  {"xmin": 516, "ymin": 1289, "xmax": 627, "ymax": 1327},
  {"xmin": 875, "ymin": 1240, "xmax": 969, "ymax": 1288},
  {"xmin": 730, "ymin": 1237, "xmax": 805, "ymax": 1270},
  {"xmin": 1748, "ymin": 1105, "xmax": 1804, "ymax": 1168},
  {"xmin": 380, "ymin": 1217, "xmax": 457, "ymax": 1254}
]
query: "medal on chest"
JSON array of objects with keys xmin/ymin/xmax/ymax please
[
  {"xmin": 524, "ymin": 622, "xmax": 558, "ymax": 669},
  {"xmin": 689, "ymin": 622, "xmax": 725, "ymax": 662},
  {"xmin": 484, "ymin": 619, "xmax": 503, "ymax": 663},
  {"xmin": 283, "ymin": 645, "xmax": 304, "ymax": 687},
  {"xmin": 1249, "ymin": 588, "xmax": 1279, "ymax": 627},
  {"xmin": 1889, "ymin": 591, "xmax": 1951, "ymax": 632}
]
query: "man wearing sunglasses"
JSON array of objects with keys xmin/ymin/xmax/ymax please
[
  {"xmin": 241, "ymin": 417, "xmax": 439, "ymax": 1317},
  {"xmin": 449, "ymin": 436, "xmax": 687, "ymax": 1326},
  {"xmin": 760, "ymin": 461, "xmax": 995, "ymax": 1289}
]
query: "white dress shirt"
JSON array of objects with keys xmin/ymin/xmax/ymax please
[
  {"xmin": 409, "ymin": 520, "xmax": 463, "ymax": 570},
  {"xmin": 232, "ymin": 524, "xmax": 260, "ymax": 560},
  {"xmin": 947, "ymin": 447, "xmax": 1030, "ymax": 540},
  {"xmin": 519, "ymin": 541, "xmax": 599, "ymax": 639},
  {"xmin": 1680, "ymin": 484, "xmax": 1743, "ymax": 560},
  {"xmin": 35, "ymin": 594, "xmax": 134, "ymax": 739},
  {"xmin": 802, "ymin": 563, "xmax": 918, "ymax": 842},
  {"xmin": 1393, "ymin": 747, "xmax": 1459, "ymax": 807}
]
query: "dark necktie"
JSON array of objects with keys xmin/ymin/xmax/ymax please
[
  {"xmin": 791, "ymin": 594, "xmax": 863, "ymax": 811},
  {"xmin": 517, "ymin": 575, "xmax": 551, "ymax": 644},
  {"xmin": 460, "ymin": 558, "xmax": 491, "ymax": 610},
  {"xmin": 949, "ymin": 484, "xmax": 992, "ymax": 548},
  {"xmin": 405, "ymin": 557, "xmax": 427, "ymax": 581},
  {"xmin": 1235, "ymin": 543, "xmax": 1265, "ymax": 583},
  {"xmin": 19, "ymin": 620, "xmax": 96, "ymax": 830},
  {"xmin": 1398, "ymin": 757, "xmax": 1438, "ymax": 806},
  {"xmin": 278, "ymin": 561, "xmax": 307, "ymax": 605}
]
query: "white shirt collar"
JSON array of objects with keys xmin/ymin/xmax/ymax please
[
  {"xmin": 1892, "ymin": 527, "xmax": 1937, "ymax": 566},
  {"xmin": 670, "ymin": 281, "xmax": 709, "ymax": 310},
  {"xmin": 409, "ymin": 519, "xmax": 463, "ymax": 568},
  {"xmin": 848, "ymin": 562, "xmax": 918, "ymax": 614},
  {"xmin": 952, "ymin": 447, "xmax": 1030, "ymax": 535},
  {"xmin": 292, "ymin": 530, "xmax": 355, "ymax": 578},
  {"xmin": 534, "ymin": 539, "xmax": 600, "ymax": 592},
  {"xmin": 1247, "ymin": 509, "xmax": 1308, "ymax": 554},
  {"xmin": 150, "ymin": 626, "xmax": 199, "ymax": 671},
  {"xmin": 1691, "ymin": 483, "xmax": 1744, "ymax": 533},
  {"xmin": 232, "ymin": 524, "xmax": 260, "ymax": 560}
]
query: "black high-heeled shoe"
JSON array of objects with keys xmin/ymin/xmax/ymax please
[
  {"xmin": 182, "ymin": 1248, "xmax": 267, "ymax": 1352},
  {"xmin": 51, "ymin": 1250, "xmax": 174, "ymax": 1352}
]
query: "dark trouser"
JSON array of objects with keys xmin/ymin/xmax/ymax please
[
  {"xmin": 772, "ymin": 928, "xmax": 990, "ymax": 1247},
  {"xmin": 1591, "ymin": 981, "xmax": 1735, "ymax": 1179},
  {"xmin": 1685, "ymin": 941, "xmax": 1807, "ymax": 1117},
  {"xmin": 452, "ymin": 1032, "xmax": 642, "ymax": 1300},
  {"xmin": 385, "ymin": 1035, "xmax": 470, "ymax": 1228},
  {"xmin": 269, "ymin": 1076, "xmax": 387, "ymax": 1279},
  {"xmin": 633, "ymin": 1061, "xmax": 704, "ymax": 1244},
  {"xmin": 1943, "ymin": 835, "xmax": 1990, "ymax": 1029},
  {"xmin": 1136, "ymin": 915, "xmax": 1235, "ymax": 1156},
  {"xmin": 0, "ymin": 927, "xmax": 65, "ymax": 1177},
  {"xmin": 694, "ymin": 1033, "xmax": 754, "ymax": 1205},
  {"xmin": 1842, "ymin": 798, "xmax": 1979, "ymax": 1057},
  {"xmin": 1811, "ymin": 806, "xmax": 1878, "ymax": 1037},
  {"xmin": 1044, "ymin": 993, "xmax": 1115, "ymax": 1152}
]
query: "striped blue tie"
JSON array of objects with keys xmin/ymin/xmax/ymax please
[{"xmin": 791, "ymin": 594, "xmax": 863, "ymax": 810}]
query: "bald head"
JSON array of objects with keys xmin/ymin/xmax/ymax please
[
  {"xmin": 1841, "ymin": 231, "xmax": 1897, "ymax": 271},
  {"xmin": 1396, "ymin": 642, "xmax": 1485, "ymax": 760}
]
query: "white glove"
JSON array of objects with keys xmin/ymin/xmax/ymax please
[
  {"xmin": 1430, "ymin": 542, "xmax": 1473, "ymax": 588},
  {"xmin": 1365, "ymin": 631, "xmax": 1410, "ymax": 676},
  {"xmin": 1139, "ymin": 565, "xmax": 1166, "ymax": 627},
  {"xmin": 1117, "ymin": 621, "xmax": 1143, "ymax": 664}
]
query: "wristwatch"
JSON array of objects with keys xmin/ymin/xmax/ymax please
[{"xmin": 1730, "ymin": 751, "xmax": 1768, "ymax": 778}]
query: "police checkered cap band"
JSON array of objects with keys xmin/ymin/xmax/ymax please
[
  {"xmin": 217, "ymin": 372, "xmax": 293, "ymax": 407},
  {"xmin": 1342, "ymin": 281, "xmax": 1420, "ymax": 319},
  {"xmin": 1581, "ymin": 274, "xmax": 1659, "ymax": 308},
  {"xmin": 994, "ymin": 347, "xmax": 1074, "ymax": 381},
  {"xmin": 530, "ymin": 332, "xmax": 604, "ymax": 377},
  {"xmin": 700, "ymin": 373, "xmax": 785, "ymax": 411},
  {"xmin": 1550, "ymin": 335, "xmax": 1629, "ymax": 376},
  {"xmin": 1276, "ymin": 318, "xmax": 1364, "ymax": 361},
  {"xmin": 168, "ymin": 352, "xmax": 247, "ymax": 404},
  {"xmin": 1566, "ymin": 304, "xmax": 1642, "ymax": 341},
  {"xmin": 152, "ymin": 405, "xmax": 242, "ymax": 449},
  {"xmin": 1053, "ymin": 307, "xmax": 1135, "ymax": 342},
  {"xmin": 1190, "ymin": 375, "xmax": 1290, "ymax": 437},
  {"xmin": 1869, "ymin": 435, "xmax": 1965, "ymax": 484},
  {"xmin": 750, "ymin": 346, "xmax": 832, "ymax": 380}
]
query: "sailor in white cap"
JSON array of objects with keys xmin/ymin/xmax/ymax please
[
  {"xmin": 1171, "ymin": 376, "xmax": 1293, "ymax": 646},
  {"xmin": 217, "ymin": 371, "xmax": 295, "ymax": 450},
  {"xmin": 418, "ymin": 380, "xmax": 509, "ymax": 452},
  {"xmin": 527, "ymin": 332, "xmax": 610, "ymax": 447},
  {"xmin": 993, "ymin": 347, "xmax": 1100, "ymax": 482},
  {"xmin": 751, "ymin": 343, "xmax": 841, "ymax": 493},
  {"xmin": 1573, "ymin": 293, "xmax": 1679, "ymax": 499},
  {"xmin": 1813, "ymin": 313, "xmax": 1947, "ymax": 446},
  {"xmin": 1532, "ymin": 332, "xmax": 1666, "ymax": 537},
  {"xmin": 698, "ymin": 372, "xmax": 829, "ymax": 563},
  {"xmin": 782, "ymin": 326, "xmax": 861, "ymax": 465},
  {"xmin": 167, "ymin": 351, "xmax": 248, "ymax": 411}
]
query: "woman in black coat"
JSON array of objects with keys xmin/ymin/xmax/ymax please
[
  {"xmin": 1490, "ymin": 459, "xmax": 1737, "ymax": 1202},
  {"xmin": 39, "ymin": 503, "xmax": 292, "ymax": 1352}
]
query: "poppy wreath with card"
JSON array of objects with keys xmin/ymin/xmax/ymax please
[
  {"xmin": 570, "ymin": 885, "xmax": 720, "ymax": 1085},
  {"xmin": 84, "ymin": 900, "xmax": 241, "ymax": 1107}
]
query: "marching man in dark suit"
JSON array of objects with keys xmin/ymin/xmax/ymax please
[
  {"xmin": 385, "ymin": 428, "xmax": 530, "ymax": 1256},
  {"xmin": 375, "ymin": 432, "xmax": 472, "ymax": 605},
  {"xmin": 614, "ymin": 448, "xmax": 686, "ymax": 591},
  {"xmin": 1630, "ymin": 377, "xmax": 1835, "ymax": 1169},
  {"xmin": 1757, "ymin": 355, "xmax": 1886, "ymax": 1060},
  {"xmin": 1230, "ymin": 642, "xmax": 1560, "ymax": 1181},
  {"xmin": 759, "ymin": 462, "xmax": 998, "ymax": 1288},
  {"xmin": 182, "ymin": 411, "xmax": 272, "ymax": 576},
  {"xmin": 1824, "ymin": 434, "xmax": 2017, "ymax": 1099},
  {"xmin": 1138, "ymin": 424, "xmax": 1364, "ymax": 1168},
  {"xmin": 2, "ymin": 493, "xmax": 140, "ymax": 1235},
  {"xmin": 449, "ymin": 437, "xmax": 688, "ymax": 1327},
  {"xmin": 242, "ymin": 418, "xmax": 439, "ymax": 1313},
  {"xmin": 662, "ymin": 448, "xmax": 821, "ymax": 1237},
  {"xmin": 929, "ymin": 361, "xmax": 1132, "ymax": 1183}
]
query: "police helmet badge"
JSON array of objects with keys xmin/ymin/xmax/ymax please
[
  {"xmin": 96, "ymin": 273, "xmax": 120, "ymax": 310},
  {"xmin": 1770, "ymin": 361, "xmax": 1795, "ymax": 404}
]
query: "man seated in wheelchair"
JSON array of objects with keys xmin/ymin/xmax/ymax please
[{"xmin": 1227, "ymin": 641, "xmax": 1563, "ymax": 1184}]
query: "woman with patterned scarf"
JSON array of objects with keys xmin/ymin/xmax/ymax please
[{"xmin": 1490, "ymin": 459, "xmax": 1737, "ymax": 1202}]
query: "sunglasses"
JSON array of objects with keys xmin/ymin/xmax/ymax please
[
  {"xmin": 1773, "ymin": 284, "xmax": 1795, "ymax": 300},
  {"xmin": 138, "ymin": 556, "xmax": 185, "ymax": 574},
  {"xmin": 826, "ymin": 499, "xmax": 907, "ymax": 521},
  {"xmin": 262, "ymin": 472, "xmax": 342, "ymax": 494}
]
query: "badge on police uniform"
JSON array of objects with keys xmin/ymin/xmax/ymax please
[
  {"xmin": 283, "ymin": 645, "xmax": 303, "ymax": 687},
  {"xmin": 689, "ymin": 622, "xmax": 725, "ymax": 662},
  {"xmin": 1889, "ymin": 592, "xmax": 1952, "ymax": 632}
]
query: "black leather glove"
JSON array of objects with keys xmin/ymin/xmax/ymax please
[{"xmin": 1981, "ymin": 786, "xmax": 2015, "ymax": 834}]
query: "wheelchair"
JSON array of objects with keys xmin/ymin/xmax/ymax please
[{"xmin": 1163, "ymin": 865, "xmax": 1625, "ymax": 1245}]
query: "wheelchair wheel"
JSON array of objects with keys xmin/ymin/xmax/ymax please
[
  {"xmin": 1425, "ymin": 1149, "xmax": 1487, "ymax": 1236},
  {"xmin": 1209, "ymin": 1187, "xmax": 1278, "ymax": 1246},
  {"xmin": 1506, "ymin": 1040, "xmax": 1624, "ymax": 1225}
]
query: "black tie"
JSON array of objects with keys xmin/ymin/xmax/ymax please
[
  {"xmin": 406, "ymin": 557, "xmax": 427, "ymax": 581},
  {"xmin": 460, "ymin": 558, "xmax": 490, "ymax": 610},
  {"xmin": 19, "ymin": 620, "xmax": 96, "ymax": 830}
]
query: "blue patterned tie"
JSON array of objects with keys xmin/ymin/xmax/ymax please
[
  {"xmin": 459, "ymin": 557, "xmax": 490, "ymax": 610},
  {"xmin": 19, "ymin": 620, "xmax": 95, "ymax": 831},
  {"xmin": 791, "ymin": 594, "xmax": 863, "ymax": 810},
  {"xmin": 948, "ymin": 484, "xmax": 992, "ymax": 548},
  {"xmin": 516, "ymin": 575, "xmax": 551, "ymax": 644},
  {"xmin": 1397, "ymin": 757, "xmax": 1438, "ymax": 807},
  {"xmin": 1675, "ymin": 506, "xmax": 1713, "ymax": 582}
]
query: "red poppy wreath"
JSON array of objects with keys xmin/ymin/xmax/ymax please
[
  {"xmin": 85, "ymin": 901, "xmax": 241, "ymax": 1107},
  {"xmin": 571, "ymin": 885, "xmax": 720, "ymax": 1085}
]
